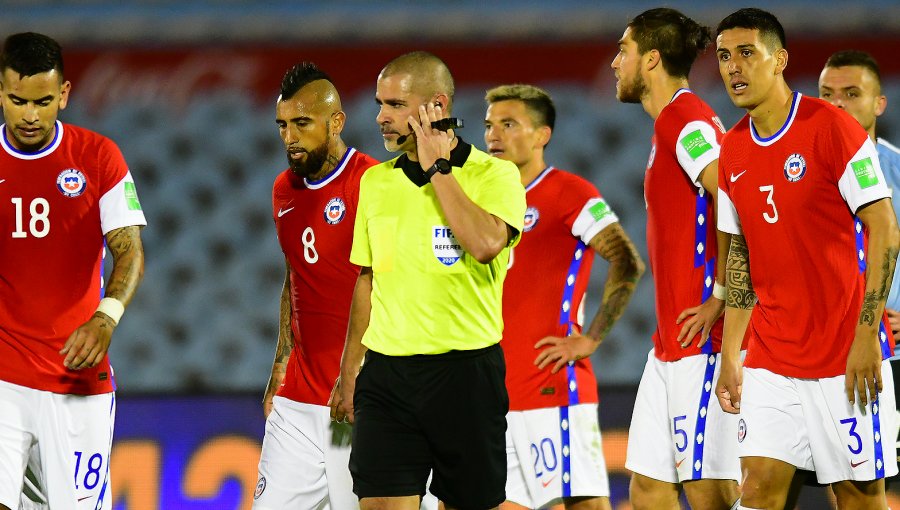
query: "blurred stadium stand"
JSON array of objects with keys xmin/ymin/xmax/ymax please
[{"xmin": 1, "ymin": 1, "xmax": 898, "ymax": 392}]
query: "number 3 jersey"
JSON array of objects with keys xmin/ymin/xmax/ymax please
[
  {"xmin": 501, "ymin": 167, "xmax": 619, "ymax": 410},
  {"xmin": 0, "ymin": 121, "xmax": 146, "ymax": 395},
  {"xmin": 271, "ymin": 147, "xmax": 377, "ymax": 405},
  {"xmin": 718, "ymin": 93, "xmax": 895, "ymax": 378}
]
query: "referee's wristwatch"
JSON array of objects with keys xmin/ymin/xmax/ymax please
[{"xmin": 424, "ymin": 158, "xmax": 452, "ymax": 181}]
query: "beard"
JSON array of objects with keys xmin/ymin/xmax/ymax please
[
  {"xmin": 617, "ymin": 72, "xmax": 648, "ymax": 104},
  {"xmin": 287, "ymin": 141, "xmax": 330, "ymax": 180}
]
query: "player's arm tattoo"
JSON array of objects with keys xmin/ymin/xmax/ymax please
[
  {"xmin": 725, "ymin": 234, "xmax": 757, "ymax": 309},
  {"xmin": 587, "ymin": 223, "xmax": 645, "ymax": 343},
  {"xmin": 275, "ymin": 268, "xmax": 294, "ymax": 365},
  {"xmin": 859, "ymin": 245, "xmax": 899, "ymax": 326},
  {"xmin": 104, "ymin": 225, "xmax": 145, "ymax": 307}
]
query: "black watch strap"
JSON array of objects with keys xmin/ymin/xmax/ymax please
[{"xmin": 425, "ymin": 158, "xmax": 452, "ymax": 181}]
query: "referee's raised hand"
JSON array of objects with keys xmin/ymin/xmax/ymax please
[{"xmin": 408, "ymin": 102, "xmax": 452, "ymax": 171}]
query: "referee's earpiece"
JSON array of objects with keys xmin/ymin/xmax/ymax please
[{"xmin": 434, "ymin": 101, "xmax": 443, "ymax": 109}]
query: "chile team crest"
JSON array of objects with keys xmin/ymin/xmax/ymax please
[
  {"xmin": 57, "ymin": 169, "xmax": 87, "ymax": 197},
  {"xmin": 783, "ymin": 153, "xmax": 807, "ymax": 182},
  {"xmin": 324, "ymin": 197, "xmax": 346, "ymax": 224},
  {"xmin": 523, "ymin": 207, "xmax": 540, "ymax": 232}
]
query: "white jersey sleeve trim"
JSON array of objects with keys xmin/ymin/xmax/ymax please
[
  {"xmin": 838, "ymin": 138, "xmax": 892, "ymax": 213},
  {"xmin": 100, "ymin": 171, "xmax": 147, "ymax": 234},
  {"xmin": 675, "ymin": 120, "xmax": 721, "ymax": 185},
  {"xmin": 572, "ymin": 197, "xmax": 619, "ymax": 244},
  {"xmin": 717, "ymin": 188, "xmax": 742, "ymax": 235}
]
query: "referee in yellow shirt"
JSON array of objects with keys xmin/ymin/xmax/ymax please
[{"xmin": 329, "ymin": 51, "xmax": 526, "ymax": 510}]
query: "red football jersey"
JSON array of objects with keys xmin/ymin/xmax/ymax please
[
  {"xmin": 718, "ymin": 93, "xmax": 895, "ymax": 378},
  {"xmin": 272, "ymin": 148, "xmax": 377, "ymax": 405},
  {"xmin": 645, "ymin": 89, "xmax": 726, "ymax": 361},
  {"xmin": 502, "ymin": 167, "xmax": 619, "ymax": 410},
  {"xmin": 0, "ymin": 121, "xmax": 147, "ymax": 394}
]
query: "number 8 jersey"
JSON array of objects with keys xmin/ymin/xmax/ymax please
[
  {"xmin": 717, "ymin": 93, "xmax": 895, "ymax": 378},
  {"xmin": 271, "ymin": 147, "xmax": 377, "ymax": 405},
  {"xmin": 0, "ymin": 121, "xmax": 147, "ymax": 394}
]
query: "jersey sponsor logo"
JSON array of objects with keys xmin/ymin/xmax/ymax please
[
  {"xmin": 680, "ymin": 129, "xmax": 713, "ymax": 160},
  {"xmin": 523, "ymin": 206, "xmax": 540, "ymax": 232},
  {"xmin": 737, "ymin": 418, "xmax": 746, "ymax": 443},
  {"xmin": 852, "ymin": 157, "xmax": 879, "ymax": 189},
  {"xmin": 0, "ymin": 179, "xmax": 5, "ymax": 184},
  {"xmin": 324, "ymin": 197, "xmax": 346, "ymax": 224},
  {"xmin": 432, "ymin": 226, "xmax": 462, "ymax": 266},
  {"xmin": 588, "ymin": 199, "xmax": 613, "ymax": 222},
  {"xmin": 730, "ymin": 170, "xmax": 748, "ymax": 182},
  {"xmin": 675, "ymin": 457, "xmax": 686, "ymax": 469},
  {"xmin": 783, "ymin": 153, "xmax": 807, "ymax": 182},
  {"xmin": 277, "ymin": 206, "xmax": 294, "ymax": 218},
  {"xmin": 647, "ymin": 143, "xmax": 656, "ymax": 169},
  {"xmin": 124, "ymin": 181, "xmax": 142, "ymax": 210},
  {"xmin": 254, "ymin": 476, "xmax": 266, "ymax": 499},
  {"xmin": 850, "ymin": 459, "xmax": 869, "ymax": 468},
  {"xmin": 56, "ymin": 168, "xmax": 87, "ymax": 197}
]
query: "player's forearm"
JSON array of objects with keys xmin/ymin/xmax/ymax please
[
  {"xmin": 268, "ymin": 266, "xmax": 294, "ymax": 392},
  {"xmin": 340, "ymin": 268, "xmax": 373, "ymax": 378},
  {"xmin": 430, "ymin": 174, "xmax": 510, "ymax": 263},
  {"xmin": 586, "ymin": 225, "xmax": 645, "ymax": 342},
  {"xmin": 857, "ymin": 200, "xmax": 900, "ymax": 333},
  {"xmin": 103, "ymin": 225, "xmax": 145, "ymax": 307},
  {"xmin": 723, "ymin": 234, "xmax": 755, "ymax": 360}
]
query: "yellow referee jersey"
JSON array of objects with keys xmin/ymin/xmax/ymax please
[{"xmin": 350, "ymin": 142, "xmax": 526, "ymax": 356}]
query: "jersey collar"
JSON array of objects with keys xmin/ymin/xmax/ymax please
[
  {"xmin": 394, "ymin": 138, "xmax": 472, "ymax": 188},
  {"xmin": 524, "ymin": 166, "xmax": 554, "ymax": 192},
  {"xmin": 750, "ymin": 91, "xmax": 801, "ymax": 147},
  {"xmin": 303, "ymin": 147, "xmax": 356, "ymax": 189},
  {"xmin": 0, "ymin": 120, "xmax": 64, "ymax": 160}
]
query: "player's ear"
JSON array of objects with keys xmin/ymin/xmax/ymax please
[
  {"xmin": 774, "ymin": 48, "xmax": 788, "ymax": 76},
  {"xmin": 536, "ymin": 125, "xmax": 552, "ymax": 149},
  {"xmin": 331, "ymin": 110, "xmax": 346, "ymax": 136},
  {"xmin": 875, "ymin": 94, "xmax": 887, "ymax": 118},
  {"xmin": 645, "ymin": 49, "xmax": 661, "ymax": 72},
  {"xmin": 58, "ymin": 80, "xmax": 71, "ymax": 110}
]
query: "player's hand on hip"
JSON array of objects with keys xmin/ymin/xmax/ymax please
[
  {"xmin": 845, "ymin": 327, "xmax": 883, "ymax": 408},
  {"xmin": 534, "ymin": 334, "xmax": 597, "ymax": 374},
  {"xmin": 675, "ymin": 296, "xmax": 724, "ymax": 348},
  {"xmin": 328, "ymin": 375, "xmax": 356, "ymax": 424},
  {"xmin": 408, "ymin": 103, "xmax": 451, "ymax": 170},
  {"xmin": 60, "ymin": 314, "xmax": 115, "ymax": 370},
  {"xmin": 715, "ymin": 356, "xmax": 742, "ymax": 414}
]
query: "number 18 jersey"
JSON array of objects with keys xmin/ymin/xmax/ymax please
[{"xmin": 0, "ymin": 121, "xmax": 147, "ymax": 395}]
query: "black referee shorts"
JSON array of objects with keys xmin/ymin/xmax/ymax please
[{"xmin": 350, "ymin": 343, "xmax": 508, "ymax": 510}]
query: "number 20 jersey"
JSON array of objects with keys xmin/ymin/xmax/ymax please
[
  {"xmin": 718, "ymin": 93, "xmax": 895, "ymax": 378},
  {"xmin": 271, "ymin": 147, "xmax": 377, "ymax": 405},
  {"xmin": 0, "ymin": 121, "xmax": 147, "ymax": 395}
]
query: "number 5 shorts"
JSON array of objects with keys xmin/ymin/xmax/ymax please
[
  {"xmin": 625, "ymin": 348, "xmax": 741, "ymax": 484},
  {"xmin": 738, "ymin": 361, "xmax": 898, "ymax": 484}
]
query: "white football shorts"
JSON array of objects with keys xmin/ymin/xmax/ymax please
[
  {"xmin": 0, "ymin": 379, "xmax": 115, "ymax": 510},
  {"xmin": 505, "ymin": 403, "xmax": 610, "ymax": 508},
  {"xmin": 739, "ymin": 361, "xmax": 898, "ymax": 484},
  {"xmin": 625, "ymin": 349, "xmax": 741, "ymax": 484}
]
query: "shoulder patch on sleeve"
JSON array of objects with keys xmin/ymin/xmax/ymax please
[
  {"xmin": 852, "ymin": 157, "xmax": 879, "ymax": 189},
  {"xmin": 679, "ymin": 129, "xmax": 714, "ymax": 160},
  {"xmin": 124, "ymin": 182, "xmax": 142, "ymax": 210}
]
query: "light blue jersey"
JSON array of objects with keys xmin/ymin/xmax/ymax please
[{"xmin": 879, "ymin": 138, "xmax": 900, "ymax": 311}]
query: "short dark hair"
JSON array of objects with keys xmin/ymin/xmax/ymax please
[
  {"xmin": 825, "ymin": 50, "xmax": 881, "ymax": 84},
  {"xmin": 485, "ymin": 84, "xmax": 556, "ymax": 131},
  {"xmin": 716, "ymin": 8, "xmax": 786, "ymax": 52},
  {"xmin": 280, "ymin": 62, "xmax": 332, "ymax": 101},
  {"xmin": 627, "ymin": 8, "xmax": 711, "ymax": 79},
  {"xmin": 0, "ymin": 32, "xmax": 64, "ymax": 78}
]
